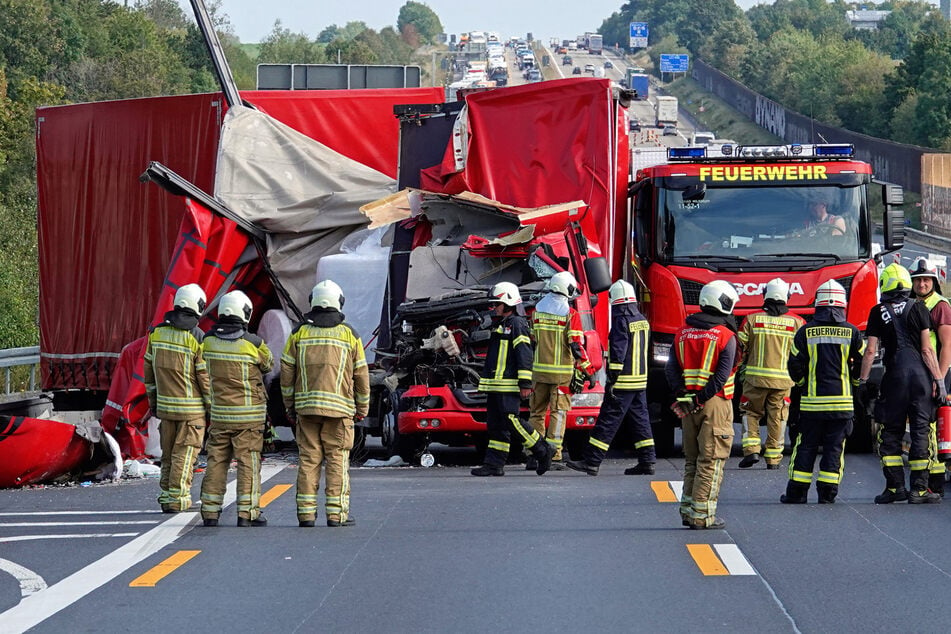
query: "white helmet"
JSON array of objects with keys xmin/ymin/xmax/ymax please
[
  {"xmin": 174, "ymin": 283, "xmax": 206, "ymax": 315},
  {"xmin": 310, "ymin": 280, "xmax": 345, "ymax": 310},
  {"xmin": 488, "ymin": 281, "xmax": 522, "ymax": 307},
  {"xmin": 815, "ymin": 279, "xmax": 847, "ymax": 308},
  {"xmin": 699, "ymin": 280, "xmax": 739, "ymax": 315},
  {"xmin": 219, "ymin": 290, "xmax": 253, "ymax": 323},
  {"xmin": 764, "ymin": 278, "xmax": 790, "ymax": 302},
  {"xmin": 548, "ymin": 271, "xmax": 579, "ymax": 298},
  {"xmin": 609, "ymin": 280, "xmax": 637, "ymax": 305}
]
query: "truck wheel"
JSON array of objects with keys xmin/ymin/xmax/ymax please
[
  {"xmin": 652, "ymin": 408, "xmax": 678, "ymax": 458},
  {"xmin": 846, "ymin": 401, "xmax": 876, "ymax": 454},
  {"xmin": 565, "ymin": 430, "xmax": 590, "ymax": 461},
  {"xmin": 380, "ymin": 389, "xmax": 402, "ymax": 459}
]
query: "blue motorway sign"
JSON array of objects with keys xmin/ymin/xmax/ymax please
[
  {"xmin": 629, "ymin": 22, "xmax": 648, "ymax": 48},
  {"xmin": 659, "ymin": 53, "xmax": 689, "ymax": 73}
]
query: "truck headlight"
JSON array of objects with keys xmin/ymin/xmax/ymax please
[
  {"xmin": 571, "ymin": 392, "xmax": 604, "ymax": 408},
  {"xmin": 652, "ymin": 341, "xmax": 671, "ymax": 364}
]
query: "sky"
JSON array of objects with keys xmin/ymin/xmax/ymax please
[
  {"xmin": 180, "ymin": 0, "xmax": 777, "ymax": 45},
  {"xmin": 180, "ymin": 1, "xmax": 941, "ymax": 44}
]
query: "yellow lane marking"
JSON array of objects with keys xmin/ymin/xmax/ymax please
[
  {"xmin": 260, "ymin": 484, "xmax": 292, "ymax": 508},
  {"xmin": 129, "ymin": 550, "xmax": 200, "ymax": 587},
  {"xmin": 686, "ymin": 544, "xmax": 729, "ymax": 576},
  {"xmin": 650, "ymin": 480, "xmax": 678, "ymax": 502}
]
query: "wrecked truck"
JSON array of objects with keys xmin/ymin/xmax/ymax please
[{"xmin": 358, "ymin": 190, "xmax": 612, "ymax": 462}]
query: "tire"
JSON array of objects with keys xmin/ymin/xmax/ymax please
[
  {"xmin": 653, "ymin": 407, "xmax": 678, "ymax": 458},
  {"xmin": 380, "ymin": 390, "xmax": 428, "ymax": 464},
  {"xmin": 565, "ymin": 430, "xmax": 590, "ymax": 461}
]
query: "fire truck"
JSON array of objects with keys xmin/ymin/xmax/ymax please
[{"xmin": 626, "ymin": 143, "xmax": 905, "ymax": 454}]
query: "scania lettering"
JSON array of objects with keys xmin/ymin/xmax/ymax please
[{"xmin": 626, "ymin": 143, "xmax": 905, "ymax": 454}]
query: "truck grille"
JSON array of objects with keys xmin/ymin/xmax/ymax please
[{"xmin": 679, "ymin": 279, "xmax": 703, "ymax": 305}]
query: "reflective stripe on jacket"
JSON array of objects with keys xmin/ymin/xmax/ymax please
[
  {"xmin": 923, "ymin": 292, "xmax": 951, "ymax": 354},
  {"xmin": 675, "ymin": 324, "xmax": 737, "ymax": 399},
  {"xmin": 480, "ymin": 314, "xmax": 533, "ymax": 393},
  {"xmin": 608, "ymin": 304, "xmax": 649, "ymax": 391},
  {"xmin": 280, "ymin": 322, "xmax": 370, "ymax": 419},
  {"xmin": 788, "ymin": 321, "xmax": 864, "ymax": 414},
  {"xmin": 739, "ymin": 312, "xmax": 805, "ymax": 389},
  {"xmin": 202, "ymin": 330, "xmax": 273, "ymax": 428},
  {"xmin": 144, "ymin": 324, "xmax": 209, "ymax": 419},
  {"xmin": 531, "ymin": 307, "xmax": 590, "ymax": 383}
]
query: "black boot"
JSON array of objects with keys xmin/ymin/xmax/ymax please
[
  {"xmin": 624, "ymin": 462, "xmax": 655, "ymax": 475},
  {"xmin": 327, "ymin": 517, "xmax": 357, "ymax": 527},
  {"xmin": 816, "ymin": 484, "xmax": 837, "ymax": 504},
  {"xmin": 928, "ymin": 474, "xmax": 945, "ymax": 498},
  {"xmin": 874, "ymin": 487, "xmax": 908, "ymax": 504},
  {"xmin": 237, "ymin": 514, "xmax": 268, "ymax": 527},
  {"xmin": 780, "ymin": 482, "xmax": 808, "ymax": 504},
  {"xmin": 738, "ymin": 453, "xmax": 761, "ymax": 468},
  {"xmin": 471, "ymin": 464, "xmax": 505, "ymax": 476},
  {"xmin": 565, "ymin": 459, "xmax": 599, "ymax": 475},
  {"xmin": 908, "ymin": 489, "xmax": 941, "ymax": 504}
]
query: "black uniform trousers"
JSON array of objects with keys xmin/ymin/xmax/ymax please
[
  {"xmin": 584, "ymin": 389, "xmax": 654, "ymax": 466},
  {"xmin": 786, "ymin": 413, "xmax": 851, "ymax": 499},
  {"xmin": 876, "ymin": 350, "xmax": 934, "ymax": 492},
  {"xmin": 484, "ymin": 392, "xmax": 548, "ymax": 467}
]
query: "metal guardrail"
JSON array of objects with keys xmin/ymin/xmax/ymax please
[{"xmin": 0, "ymin": 346, "xmax": 40, "ymax": 395}]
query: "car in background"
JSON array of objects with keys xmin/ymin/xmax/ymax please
[
  {"xmin": 604, "ymin": 60, "xmax": 613, "ymax": 69},
  {"xmin": 584, "ymin": 63, "xmax": 595, "ymax": 74},
  {"xmin": 572, "ymin": 66, "xmax": 582, "ymax": 75},
  {"xmin": 525, "ymin": 68, "xmax": 542, "ymax": 82},
  {"xmin": 662, "ymin": 124, "xmax": 678, "ymax": 136},
  {"xmin": 562, "ymin": 55, "xmax": 572, "ymax": 65},
  {"xmin": 629, "ymin": 118, "xmax": 641, "ymax": 132}
]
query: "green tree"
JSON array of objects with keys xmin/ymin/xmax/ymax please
[
  {"xmin": 397, "ymin": 1, "xmax": 443, "ymax": 45},
  {"xmin": 317, "ymin": 25, "xmax": 341, "ymax": 44},
  {"xmin": 258, "ymin": 20, "xmax": 324, "ymax": 63}
]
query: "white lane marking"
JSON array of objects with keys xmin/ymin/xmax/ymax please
[
  {"xmin": 0, "ymin": 463, "xmax": 284, "ymax": 631},
  {"xmin": 713, "ymin": 544, "xmax": 757, "ymax": 576},
  {"xmin": 0, "ymin": 558, "xmax": 47, "ymax": 597},
  {"xmin": 0, "ymin": 510, "xmax": 160, "ymax": 516},
  {"xmin": 670, "ymin": 480, "xmax": 684, "ymax": 499},
  {"xmin": 1, "ymin": 521, "xmax": 159, "ymax": 528},
  {"xmin": 0, "ymin": 533, "xmax": 139, "ymax": 543}
]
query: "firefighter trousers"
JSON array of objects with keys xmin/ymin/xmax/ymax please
[
  {"xmin": 785, "ymin": 414, "xmax": 850, "ymax": 500},
  {"xmin": 740, "ymin": 384, "xmax": 789, "ymax": 465},
  {"xmin": 157, "ymin": 416, "xmax": 205, "ymax": 511},
  {"xmin": 295, "ymin": 414, "xmax": 354, "ymax": 523},
  {"xmin": 584, "ymin": 389, "xmax": 654, "ymax": 467},
  {"xmin": 484, "ymin": 392, "xmax": 548, "ymax": 467},
  {"xmin": 681, "ymin": 396, "xmax": 733, "ymax": 527},
  {"xmin": 200, "ymin": 426, "xmax": 264, "ymax": 521},
  {"xmin": 529, "ymin": 381, "xmax": 571, "ymax": 461},
  {"xmin": 876, "ymin": 367, "xmax": 933, "ymax": 492},
  {"xmin": 928, "ymin": 421, "xmax": 947, "ymax": 495}
]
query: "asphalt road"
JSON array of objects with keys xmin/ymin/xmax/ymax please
[{"xmin": 1, "ymin": 440, "xmax": 949, "ymax": 633}]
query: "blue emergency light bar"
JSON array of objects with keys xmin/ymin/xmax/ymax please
[
  {"xmin": 668, "ymin": 147, "xmax": 707, "ymax": 159},
  {"xmin": 814, "ymin": 144, "xmax": 855, "ymax": 157},
  {"xmin": 665, "ymin": 143, "xmax": 857, "ymax": 162}
]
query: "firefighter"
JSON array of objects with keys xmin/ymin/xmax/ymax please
[
  {"xmin": 737, "ymin": 278, "xmax": 805, "ymax": 470},
  {"xmin": 565, "ymin": 280, "xmax": 653, "ymax": 476},
  {"xmin": 909, "ymin": 257, "xmax": 951, "ymax": 496},
  {"xmin": 781, "ymin": 280, "xmax": 864, "ymax": 504},
  {"xmin": 526, "ymin": 271, "xmax": 592, "ymax": 470},
  {"xmin": 281, "ymin": 280, "xmax": 369, "ymax": 528},
  {"xmin": 472, "ymin": 281, "xmax": 554, "ymax": 476},
  {"xmin": 200, "ymin": 290, "xmax": 274, "ymax": 526},
  {"xmin": 859, "ymin": 263, "xmax": 945, "ymax": 504},
  {"xmin": 144, "ymin": 283, "xmax": 210, "ymax": 513},
  {"xmin": 668, "ymin": 280, "xmax": 740, "ymax": 529}
]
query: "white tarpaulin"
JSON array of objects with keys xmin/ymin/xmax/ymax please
[{"xmin": 214, "ymin": 105, "xmax": 397, "ymax": 314}]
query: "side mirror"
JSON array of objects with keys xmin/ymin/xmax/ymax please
[
  {"xmin": 583, "ymin": 257, "xmax": 612, "ymax": 294},
  {"xmin": 875, "ymin": 181, "xmax": 904, "ymax": 251}
]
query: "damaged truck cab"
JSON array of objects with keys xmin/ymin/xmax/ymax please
[{"xmin": 362, "ymin": 190, "xmax": 611, "ymax": 462}]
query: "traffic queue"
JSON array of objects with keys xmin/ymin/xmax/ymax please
[{"xmin": 144, "ymin": 257, "xmax": 951, "ymax": 531}]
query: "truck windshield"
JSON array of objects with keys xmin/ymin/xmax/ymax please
[{"xmin": 657, "ymin": 182, "xmax": 869, "ymax": 263}]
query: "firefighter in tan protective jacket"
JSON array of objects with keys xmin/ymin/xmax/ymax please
[
  {"xmin": 527, "ymin": 271, "xmax": 593, "ymax": 469},
  {"xmin": 199, "ymin": 290, "xmax": 273, "ymax": 527},
  {"xmin": 736, "ymin": 278, "xmax": 805, "ymax": 470},
  {"xmin": 281, "ymin": 280, "xmax": 370, "ymax": 528},
  {"xmin": 143, "ymin": 283, "xmax": 210, "ymax": 513}
]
